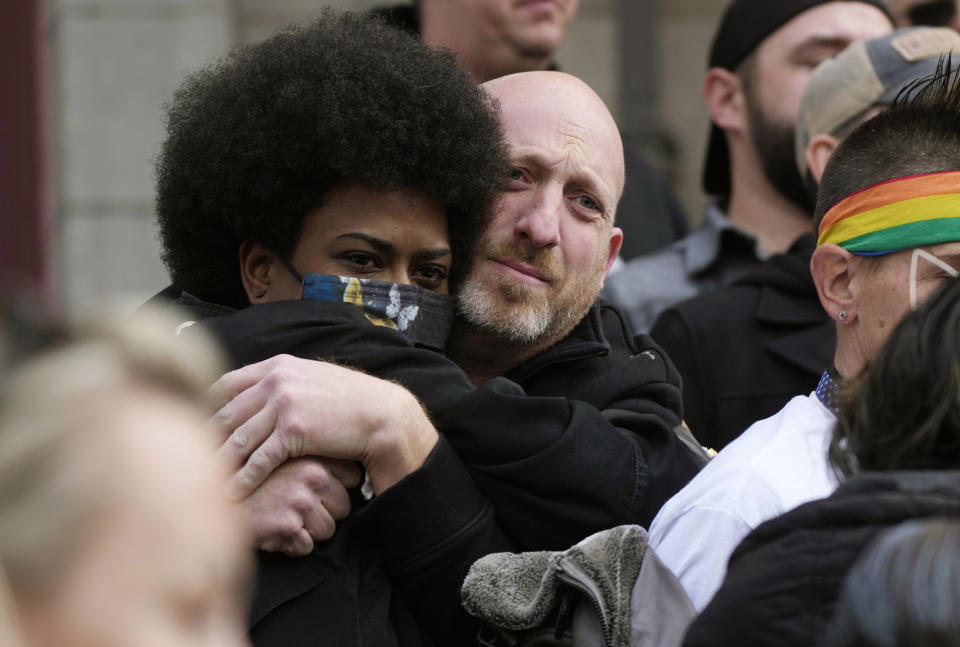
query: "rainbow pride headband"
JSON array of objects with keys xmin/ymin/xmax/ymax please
[{"xmin": 817, "ymin": 171, "xmax": 960, "ymax": 255}]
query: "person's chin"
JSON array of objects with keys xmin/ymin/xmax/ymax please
[{"xmin": 509, "ymin": 27, "xmax": 563, "ymax": 57}]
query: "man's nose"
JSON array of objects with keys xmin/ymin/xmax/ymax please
[{"xmin": 514, "ymin": 185, "xmax": 561, "ymax": 248}]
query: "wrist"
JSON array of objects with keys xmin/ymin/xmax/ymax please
[{"xmin": 364, "ymin": 384, "xmax": 438, "ymax": 494}]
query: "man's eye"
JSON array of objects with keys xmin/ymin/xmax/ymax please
[
  {"xmin": 507, "ymin": 168, "xmax": 525, "ymax": 181},
  {"xmin": 576, "ymin": 195, "xmax": 601, "ymax": 211}
]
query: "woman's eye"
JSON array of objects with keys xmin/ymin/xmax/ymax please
[
  {"xmin": 342, "ymin": 253, "xmax": 381, "ymax": 271},
  {"xmin": 414, "ymin": 265, "xmax": 448, "ymax": 290}
]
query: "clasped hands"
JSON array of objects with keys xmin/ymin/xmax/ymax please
[{"xmin": 206, "ymin": 354, "xmax": 438, "ymax": 556}]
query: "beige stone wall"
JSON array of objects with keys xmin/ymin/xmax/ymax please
[
  {"xmin": 50, "ymin": 0, "xmax": 233, "ymax": 313},
  {"xmin": 49, "ymin": 0, "xmax": 720, "ymax": 312},
  {"xmin": 654, "ymin": 0, "xmax": 726, "ymax": 223}
]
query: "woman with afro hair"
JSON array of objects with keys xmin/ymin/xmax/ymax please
[
  {"xmin": 155, "ymin": 9, "xmax": 507, "ymax": 330},
  {"xmin": 151, "ymin": 10, "xmax": 512, "ymax": 646}
]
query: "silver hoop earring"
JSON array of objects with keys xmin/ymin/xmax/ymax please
[{"xmin": 838, "ymin": 310, "xmax": 848, "ymax": 321}]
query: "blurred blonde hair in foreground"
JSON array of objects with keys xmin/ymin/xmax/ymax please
[{"xmin": 0, "ymin": 305, "xmax": 251, "ymax": 647}]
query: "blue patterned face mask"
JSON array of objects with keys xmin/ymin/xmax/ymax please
[{"xmin": 297, "ymin": 272, "xmax": 456, "ymax": 351}]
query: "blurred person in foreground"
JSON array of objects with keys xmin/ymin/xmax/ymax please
[
  {"xmin": 370, "ymin": 0, "xmax": 690, "ymax": 258},
  {"xmin": 605, "ymin": 0, "xmax": 892, "ymax": 332},
  {"xmin": 649, "ymin": 62, "xmax": 960, "ymax": 613},
  {"xmin": 0, "ymin": 309, "xmax": 251, "ymax": 647},
  {"xmin": 825, "ymin": 519, "xmax": 960, "ymax": 647},
  {"xmin": 650, "ymin": 26, "xmax": 960, "ymax": 451},
  {"xmin": 684, "ymin": 274, "xmax": 960, "ymax": 645}
]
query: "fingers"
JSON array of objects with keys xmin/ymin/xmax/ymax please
[
  {"xmin": 286, "ymin": 457, "xmax": 352, "ymax": 542},
  {"xmin": 261, "ymin": 528, "xmax": 314, "ymax": 558},
  {"xmin": 205, "ymin": 355, "xmax": 306, "ymax": 437},
  {"xmin": 302, "ymin": 504, "xmax": 338, "ymax": 543},
  {"xmin": 215, "ymin": 402, "xmax": 277, "ymax": 474},
  {"xmin": 207, "ymin": 360, "xmax": 271, "ymax": 408},
  {"xmin": 324, "ymin": 458, "xmax": 363, "ymax": 490},
  {"xmin": 240, "ymin": 457, "xmax": 356, "ymax": 553},
  {"xmin": 210, "ymin": 355, "xmax": 379, "ymax": 500},
  {"xmin": 227, "ymin": 430, "xmax": 292, "ymax": 500}
]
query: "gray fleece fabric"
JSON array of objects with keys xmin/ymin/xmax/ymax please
[{"xmin": 461, "ymin": 525, "xmax": 648, "ymax": 646}]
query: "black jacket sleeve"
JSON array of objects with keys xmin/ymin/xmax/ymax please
[{"xmin": 651, "ymin": 305, "xmax": 712, "ymax": 448}]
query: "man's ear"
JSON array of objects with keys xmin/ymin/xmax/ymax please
[
  {"xmin": 806, "ymin": 134, "xmax": 839, "ymax": 184},
  {"xmin": 239, "ymin": 241, "xmax": 276, "ymax": 304},
  {"xmin": 601, "ymin": 226, "xmax": 624, "ymax": 282},
  {"xmin": 702, "ymin": 68, "xmax": 747, "ymax": 136},
  {"xmin": 810, "ymin": 244, "xmax": 857, "ymax": 323}
]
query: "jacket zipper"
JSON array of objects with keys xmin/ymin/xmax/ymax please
[{"xmin": 554, "ymin": 566, "xmax": 615, "ymax": 647}]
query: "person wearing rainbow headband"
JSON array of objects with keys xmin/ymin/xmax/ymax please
[
  {"xmin": 813, "ymin": 170, "xmax": 960, "ymax": 363},
  {"xmin": 648, "ymin": 62, "xmax": 960, "ymax": 614},
  {"xmin": 681, "ymin": 66, "xmax": 960, "ymax": 645},
  {"xmin": 811, "ymin": 78, "xmax": 960, "ymax": 390}
]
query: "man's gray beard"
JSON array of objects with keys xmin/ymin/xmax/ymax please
[
  {"xmin": 457, "ymin": 275, "xmax": 586, "ymax": 346},
  {"xmin": 457, "ymin": 276, "xmax": 575, "ymax": 345}
]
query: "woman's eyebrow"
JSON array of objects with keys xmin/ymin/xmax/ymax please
[
  {"xmin": 337, "ymin": 233, "xmax": 451, "ymax": 261},
  {"xmin": 337, "ymin": 232, "xmax": 394, "ymax": 252},
  {"xmin": 412, "ymin": 248, "xmax": 453, "ymax": 262}
]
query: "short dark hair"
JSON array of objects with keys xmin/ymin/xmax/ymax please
[
  {"xmin": 830, "ymin": 277, "xmax": 960, "ymax": 477},
  {"xmin": 156, "ymin": 11, "xmax": 507, "ymax": 308},
  {"xmin": 825, "ymin": 518, "xmax": 960, "ymax": 647},
  {"xmin": 814, "ymin": 59, "xmax": 960, "ymax": 233}
]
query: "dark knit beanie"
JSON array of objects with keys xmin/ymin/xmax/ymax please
[{"xmin": 702, "ymin": 0, "xmax": 893, "ymax": 196}]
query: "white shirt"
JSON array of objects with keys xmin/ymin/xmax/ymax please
[{"xmin": 648, "ymin": 393, "xmax": 838, "ymax": 611}]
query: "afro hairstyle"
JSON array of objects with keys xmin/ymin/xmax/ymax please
[{"xmin": 155, "ymin": 10, "xmax": 508, "ymax": 308}]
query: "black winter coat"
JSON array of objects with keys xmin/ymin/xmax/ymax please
[
  {"xmin": 683, "ymin": 471, "xmax": 960, "ymax": 647},
  {"xmin": 173, "ymin": 294, "xmax": 702, "ymax": 646},
  {"xmin": 651, "ymin": 233, "xmax": 835, "ymax": 451}
]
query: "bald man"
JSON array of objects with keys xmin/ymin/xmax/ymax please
[
  {"xmin": 446, "ymin": 71, "xmax": 625, "ymax": 378},
  {"xmin": 208, "ymin": 71, "xmax": 704, "ymax": 644}
]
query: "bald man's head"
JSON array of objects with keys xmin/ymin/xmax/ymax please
[
  {"xmin": 484, "ymin": 71, "xmax": 626, "ymax": 200},
  {"xmin": 457, "ymin": 71, "xmax": 624, "ymax": 352}
]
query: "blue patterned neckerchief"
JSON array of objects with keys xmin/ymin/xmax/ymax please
[
  {"xmin": 815, "ymin": 368, "xmax": 841, "ymax": 416},
  {"xmin": 300, "ymin": 273, "xmax": 456, "ymax": 352}
]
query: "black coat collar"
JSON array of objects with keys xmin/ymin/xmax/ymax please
[
  {"xmin": 745, "ymin": 234, "xmax": 834, "ymax": 378},
  {"xmin": 505, "ymin": 303, "xmax": 610, "ymax": 384}
]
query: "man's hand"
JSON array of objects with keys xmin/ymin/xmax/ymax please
[
  {"xmin": 238, "ymin": 456, "xmax": 361, "ymax": 556},
  {"xmin": 208, "ymin": 354, "xmax": 439, "ymax": 500}
]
